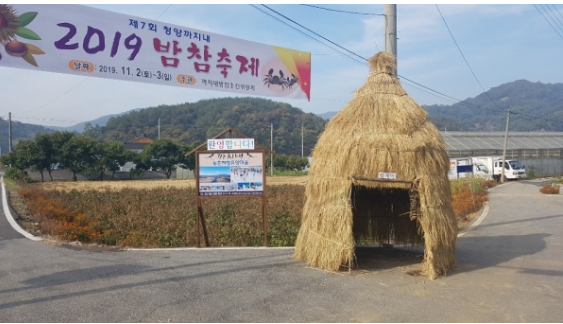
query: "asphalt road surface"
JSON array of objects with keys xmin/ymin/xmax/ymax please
[{"xmin": 0, "ymin": 179, "xmax": 562, "ymax": 322}]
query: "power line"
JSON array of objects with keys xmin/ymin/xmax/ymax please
[
  {"xmin": 260, "ymin": 4, "xmax": 368, "ymax": 62},
  {"xmin": 534, "ymin": 4, "xmax": 563, "ymax": 41},
  {"xmin": 155, "ymin": 4, "xmax": 172, "ymax": 20},
  {"xmin": 249, "ymin": 5, "xmax": 365, "ymax": 66},
  {"xmin": 550, "ymin": 4, "xmax": 563, "ymax": 26},
  {"xmin": 18, "ymin": 78, "xmax": 91, "ymax": 116},
  {"xmin": 541, "ymin": 4, "xmax": 563, "ymax": 35},
  {"xmin": 258, "ymin": 4, "xmax": 509, "ymax": 117},
  {"xmin": 259, "ymin": 4, "xmax": 558, "ymax": 127},
  {"xmin": 300, "ymin": 4, "xmax": 383, "ymax": 16},
  {"xmin": 435, "ymin": 5, "xmax": 505, "ymax": 113},
  {"xmin": 10, "ymin": 115, "xmax": 85, "ymax": 124}
]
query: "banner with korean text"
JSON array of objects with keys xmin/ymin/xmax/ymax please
[{"xmin": 0, "ymin": 4, "xmax": 311, "ymax": 100}]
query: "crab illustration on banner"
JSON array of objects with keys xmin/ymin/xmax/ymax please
[
  {"xmin": 271, "ymin": 46, "xmax": 310, "ymax": 99},
  {"xmin": 0, "ymin": 4, "xmax": 312, "ymax": 101}
]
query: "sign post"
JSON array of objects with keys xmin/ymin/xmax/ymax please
[{"xmin": 187, "ymin": 128, "xmax": 273, "ymax": 247}]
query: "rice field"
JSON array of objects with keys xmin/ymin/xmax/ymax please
[
  {"xmin": 37, "ymin": 176, "xmax": 308, "ymax": 192},
  {"xmin": 7, "ymin": 177, "xmax": 490, "ymax": 250}
]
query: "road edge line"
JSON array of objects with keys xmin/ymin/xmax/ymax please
[{"xmin": 1, "ymin": 176, "xmax": 43, "ymax": 241}]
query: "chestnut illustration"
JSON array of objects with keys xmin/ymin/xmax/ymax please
[
  {"xmin": 5, "ymin": 41, "xmax": 27, "ymax": 57},
  {"xmin": 0, "ymin": 12, "xmax": 7, "ymax": 28}
]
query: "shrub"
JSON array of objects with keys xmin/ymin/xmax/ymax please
[
  {"xmin": 4, "ymin": 167, "xmax": 29, "ymax": 180},
  {"xmin": 450, "ymin": 178, "xmax": 488, "ymax": 222},
  {"xmin": 540, "ymin": 184, "xmax": 560, "ymax": 194},
  {"xmin": 525, "ymin": 166, "xmax": 537, "ymax": 180}
]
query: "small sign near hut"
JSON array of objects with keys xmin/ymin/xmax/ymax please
[
  {"xmin": 197, "ymin": 151, "xmax": 264, "ymax": 196},
  {"xmin": 186, "ymin": 128, "xmax": 273, "ymax": 248}
]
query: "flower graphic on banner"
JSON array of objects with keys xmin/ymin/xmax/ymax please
[{"xmin": 0, "ymin": 4, "xmax": 44, "ymax": 67}]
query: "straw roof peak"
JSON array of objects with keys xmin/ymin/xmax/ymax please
[{"xmin": 368, "ymin": 52, "xmax": 396, "ymax": 75}]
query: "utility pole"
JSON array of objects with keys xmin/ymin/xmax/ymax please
[
  {"xmin": 500, "ymin": 110, "xmax": 511, "ymax": 183},
  {"xmin": 158, "ymin": 117, "xmax": 160, "ymax": 139},
  {"xmin": 8, "ymin": 112, "xmax": 12, "ymax": 153},
  {"xmin": 301, "ymin": 122, "xmax": 304, "ymax": 157},
  {"xmin": 270, "ymin": 123, "xmax": 274, "ymax": 176},
  {"xmin": 384, "ymin": 4, "xmax": 397, "ymax": 75}
]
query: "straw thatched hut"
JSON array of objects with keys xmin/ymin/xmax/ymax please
[{"xmin": 293, "ymin": 52, "xmax": 457, "ymax": 279}]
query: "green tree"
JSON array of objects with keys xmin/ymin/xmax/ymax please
[
  {"xmin": 286, "ymin": 155, "xmax": 309, "ymax": 171},
  {"xmin": 82, "ymin": 122, "xmax": 105, "ymax": 140},
  {"xmin": 0, "ymin": 140, "xmax": 35, "ymax": 172},
  {"xmin": 179, "ymin": 142, "xmax": 198, "ymax": 171},
  {"xmin": 266, "ymin": 154, "xmax": 309, "ymax": 171},
  {"xmin": 130, "ymin": 150, "xmax": 150, "ymax": 180},
  {"xmin": 141, "ymin": 139, "xmax": 184, "ymax": 179},
  {"xmin": 102, "ymin": 141, "xmax": 132, "ymax": 180},
  {"xmin": 33, "ymin": 133, "xmax": 61, "ymax": 181},
  {"xmin": 59, "ymin": 135, "xmax": 100, "ymax": 181}
]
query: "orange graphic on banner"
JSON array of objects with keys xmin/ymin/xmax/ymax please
[
  {"xmin": 68, "ymin": 60, "xmax": 95, "ymax": 73},
  {"xmin": 177, "ymin": 74, "xmax": 196, "ymax": 85}
]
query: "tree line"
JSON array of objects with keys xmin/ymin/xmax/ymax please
[
  {"xmin": 0, "ymin": 131, "xmax": 309, "ymax": 182},
  {"xmin": 0, "ymin": 131, "xmax": 196, "ymax": 181}
]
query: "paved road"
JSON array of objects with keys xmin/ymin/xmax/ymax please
[{"xmin": 0, "ymin": 180, "xmax": 562, "ymax": 322}]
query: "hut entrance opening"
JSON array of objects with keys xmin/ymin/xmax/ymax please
[{"xmin": 351, "ymin": 185, "xmax": 423, "ymax": 246}]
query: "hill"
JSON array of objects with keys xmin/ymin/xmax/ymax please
[
  {"xmin": 96, "ymin": 97, "xmax": 328, "ymax": 156},
  {"xmin": 423, "ymin": 80, "xmax": 563, "ymax": 131},
  {"xmin": 0, "ymin": 119, "xmax": 53, "ymax": 154},
  {"xmin": 47, "ymin": 108, "xmax": 143, "ymax": 133},
  {"xmin": 318, "ymin": 80, "xmax": 563, "ymax": 131},
  {"xmin": 317, "ymin": 111, "xmax": 338, "ymax": 120},
  {"xmin": 7, "ymin": 80, "xmax": 563, "ymax": 155}
]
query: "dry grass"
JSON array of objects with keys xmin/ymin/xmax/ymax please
[
  {"xmin": 37, "ymin": 176, "xmax": 308, "ymax": 192},
  {"xmin": 6, "ymin": 175, "xmax": 487, "ymax": 267},
  {"xmin": 11, "ymin": 180, "xmax": 305, "ymax": 248},
  {"xmin": 293, "ymin": 52, "xmax": 457, "ymax": 279},
  {"xmin": 540, "ymin": 184, "xmax": 560, "ymax": 194}
]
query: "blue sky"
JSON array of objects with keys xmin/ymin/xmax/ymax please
[{"xmin": 2, "ymin": 3, "xmax": 563, "ymax": 127}]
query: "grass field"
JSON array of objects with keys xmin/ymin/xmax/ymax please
[
  {"xmin": 36, "ymin": 176, "xmax": 308, "ymax": 192},
  {"xmin": 6, "ymin": 176, "xmax": 491, "ymax": 248}
]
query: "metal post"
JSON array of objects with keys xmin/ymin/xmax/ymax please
[
  {"xmin": 301, "ymin": 122, "xmax": 304, "ymax": 157},
  {"xmin": 501, "ymin": 110, "xmax": 511, "ymax": 183},
  {"xmin": 384, "ymin": 4, "xmax": 397, "ymax": 76},
  {"xmin": 270, "ymin": 123, "xmax": 273, "ymax": 176},
  {"xmin": 8, "ymin": 112, "xmax": 12, "ymax": 153},
  {"xmin": 262, "ymin": 149, "xmax": 267, "ymax": 247}
]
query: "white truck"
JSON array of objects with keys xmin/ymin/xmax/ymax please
[
  {"xmin": 471, "ymin": 156, "xmax": 526, "ymax": 181},
  {"xmin": 448, "ymin": 157, "xmax": 490, "ymax": 180}
]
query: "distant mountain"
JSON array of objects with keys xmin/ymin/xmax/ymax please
[
  {"xmin": 7, "ymin": 80, "xmax": 560, "ymax": 157},
  {"xmin": 0, "ymin": 119, "xmax": 53, "ymax": 155},
  {"xmin": 317, "ymin": 80, "xmax": 563, "ymax": 132},
  {"xmin": 423, "ymin": 80, "xmax": 563, "ymax": 131},
  {"xmin": 317, "ymin": 111, "xmax": 338, "ymax": 120},
  {"xmin": 48, "ymin": 108, "xmax": 143, "ymax": 133}
]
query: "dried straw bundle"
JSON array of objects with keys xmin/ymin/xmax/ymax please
[{"xmin": 293, "ymin": 52, "xmax": 457, "ymax": 279}]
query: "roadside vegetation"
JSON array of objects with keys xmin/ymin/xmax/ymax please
[
  {"xmin": 3, "ymin": 176, "xmax": 493, "ymax": 248},
  {"xmin": 540, "ymin": 176, "xmax": 563, "ymax": 194},
  {"xmin": 1, "ymin": 131, "xmax": 310, "ymax": 182}
]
